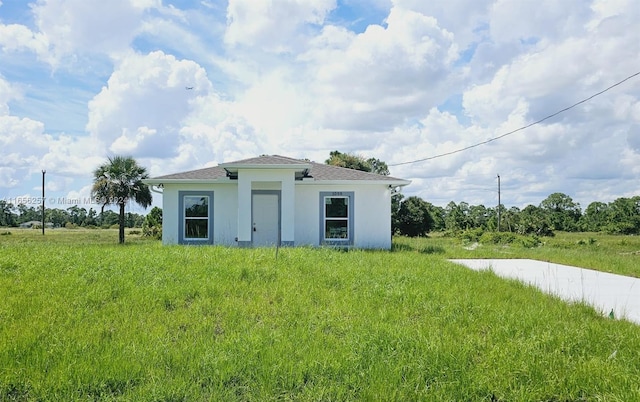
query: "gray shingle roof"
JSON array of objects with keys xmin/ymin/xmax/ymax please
[
  {"xmin": 221, "ymin": 155, "xmax": 309, "ymax": 166},
  {"xmin": 306, "ymin": 161, "xmax": 405, "ymax": 181},
  {"xmin": 153, "ymin": 166, "xmax": 227, "ymax": 180},
  {"xmin": 149, "ymin": 155, "xmax": 409, "ymax": 184}
]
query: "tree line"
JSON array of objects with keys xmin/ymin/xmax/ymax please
[
  {"xmin": 0, "ymin": 201, "xmax": 146, "ymax": 229},
  {"xmin": 392, "ymin": 192, "xmax": 640, "ymax": 237}
]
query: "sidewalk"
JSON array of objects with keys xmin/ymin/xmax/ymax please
[{"xmin": 451, "ymin": 259, "xmax": 640, "ymax": 325}]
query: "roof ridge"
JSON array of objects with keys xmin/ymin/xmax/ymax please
[{"xmin": 270, "ymin": 154, "xmax": 304, "ymax": 161}]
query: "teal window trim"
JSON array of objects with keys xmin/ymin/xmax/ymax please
[
  {"xmin": 319, "ymin": 191, "xmax": 354, "ymax": 246},
  {"xmin": 178, "ymin": 191, "xmax": 214, "ymax": 245}
]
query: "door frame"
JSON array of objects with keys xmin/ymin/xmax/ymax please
[{"xmin": 251, "ymin": 190, "xmax": 281, "ymax": 247}]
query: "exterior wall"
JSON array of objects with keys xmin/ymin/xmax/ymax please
[
  {"xmin": 160, "ymin": 182, "xmax": 237, "ymax": 246},
  {"xmin": 161, "ymin": 184, "xmax": 179, "ymax": 245},
  {"xmin": 161, "ymin": 180, "xmax": 393, "ymax": 249},
  {"xmin": 295, "ymin": 184, "xmax": 392, "ymax": 249}
]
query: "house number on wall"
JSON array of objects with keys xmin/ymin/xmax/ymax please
[{"xmin": 331, "ymin": 192, "xmax": 343, "ymax": 196}]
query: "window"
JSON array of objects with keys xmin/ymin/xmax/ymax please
[
  {"xmin": 319, "ymin": 192, "xmax": 354, "ymax": 245},
  {"xmin": 179, "ymin": 191, "xmax": 213, "ymax": 244},
  {"xmin": 325, "ymin": 196, "xmax": 349, "ymax": 239},
  {"xmin": 184, "ymin": 196, "xmax": 209, "ymax": 239}
]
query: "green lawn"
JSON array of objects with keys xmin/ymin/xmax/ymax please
[{"xmin": 1, "ymin": 229, "xmax": 640, "ymax": 400}]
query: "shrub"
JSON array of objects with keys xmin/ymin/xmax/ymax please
[
  {"xmin": 64, "ymin": 222, "xmax": 78, "ymax": 229},
  {"xmin": 419, "ymin": 244, "xmax": 445, "ymax": 254},
  {"xmin": 459, "ymin": 228, "xmax": 484, "ymax": 243},
  {"xmin": 480, "ymin": 231, "xmax": 516, "ymax": 244},
  {"xmin": 520, "ymin": 235, "xmax": 542, "ymax": 248},
  {"xmin": 577, "ymin": 237, "xmax": 598, "ymax": 246},
  {"xmin": 0, "ymin": 231, "xmax": 11, "ymax": 236},
  {"xmin": 142, "ymin": 224, "xmax": 162, "ymax": 240},
  {"xmin": 142, "ymin": 207, "xmax": 162, "ymax": 240}
]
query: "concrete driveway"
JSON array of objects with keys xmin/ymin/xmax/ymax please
[{"xmin": 451, "ymin": 259, "xmax": 640, "ymax": 325}]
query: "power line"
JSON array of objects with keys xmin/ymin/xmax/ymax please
[{"xmin": 389, "ymin": 71, "xmax": 640, "ymax": 167}]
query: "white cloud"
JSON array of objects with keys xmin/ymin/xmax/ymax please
[
  {"xmin": 31, "ymin": 0, "xmax": 157, "ymax": 62},
  {"xmin": 0, "ymin": 24, "xmax": 50, "ymax": 60},
  {"xmin": 0, "ymin": 113, "xmax": 105, "ymax": 193},
  {"xmin": 109, "ymin": 126, "xmax": 158, "ymax": 155},
  {"xmin": 86, "ymin": 51, "xmax": 213, "ymax": 157},
  {"xmin": 0, "ymin": 75, "xmax": 17, "ymax": 115},
  {"xmin": 302, "ymin": 6, "xmax": 460, "ymax": 131},
  {"xmin": 393, "ymin": 0, "xmax": 491, "ymax": 49},
  {"xmin": 488, "ymin": 0, "xmax": 591, "ymax": 44},
  {"xmin": 225, "ymin": 0, "xmax": 337, "ymax": 51},
  {"xmin": 233, "ymin": 68, "xmax": 312, "ymax": 139},
  {"xmin": 0, "ymin": 167, "xmax": 19, "ymax": 188}
]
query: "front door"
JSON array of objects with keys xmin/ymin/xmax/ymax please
[{"xmin": 252, "ymin": 192, "xmax": 280, "ymax": 247}]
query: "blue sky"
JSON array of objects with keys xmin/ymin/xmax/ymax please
[{"xmin": 0, "ymin": 0, "xmax": 639, "ymax": 214}]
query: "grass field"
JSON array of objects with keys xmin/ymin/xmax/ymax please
[
  {"xmin": 1, "ymin": 229, "xmax": 640, "ymax": 400},
  {"xmin": 395, "ymin": 231, "xmax": 640, "ymax": 278}
]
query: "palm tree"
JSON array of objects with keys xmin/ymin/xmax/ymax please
[{"xmin": 92, "ymin": 156, "xmax": 152, "ymax": 244}]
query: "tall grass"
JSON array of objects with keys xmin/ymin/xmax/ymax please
[{"xmin": 1, "ymin": 230, "xmax": 640, "ymax": 400}]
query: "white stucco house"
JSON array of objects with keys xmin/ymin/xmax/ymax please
[{"xmin": 143, "ymin": 155, "xmax": 410, "ymax": 249}]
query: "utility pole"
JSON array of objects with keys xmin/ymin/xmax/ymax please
[
  {"xmin": 497, "ymin": 174, "xmax": 501, "ymax": 232},
  {"xmin": 42, "ymin": 170, "xmax": 46, "ymax": 235}
]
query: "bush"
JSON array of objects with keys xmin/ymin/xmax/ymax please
[
  {"xmin": 0, "ymin": 231, "xmax": 11, "ymax": 236},
  {"xmin": 441, "ymin": 229, "xmax": 460, "ymax": 238},
  {"xmin": 520, "ymin": 235, "xmax": 542, "ymax": 248},
  {"xmin": 480, "ymin": 231, "xmax": 516, "ymax": 244},
  {"xmin": 142, "ymin": 207, "xmax": 162, "ymax": 240},
  {"xmin": 64, "ymin": 222, "xmax": 78, "ymax": 229},
  {"xmin": 459, "ymin": 228, "xmax": 484, "ymax": 243},
  {"xmin": 419, "ymin": 244, "xmax": 445, "ymax": 254},
  {"xmin": 142, "ymin": 224, "xmax": 162, "ymax": 240},
  {"xmin": 577, "ymin": 237, "xmax": 597, "ymax": 246}
]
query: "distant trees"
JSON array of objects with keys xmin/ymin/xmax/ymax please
[
  {"xmin": 580, "ymin": 202, "xmax": 609, "ymax": 232},
  {"xmin": 143, "ymin": 206, "xmax": 163, "ymax": 239},
  {"xmin": 539, "ymin": 192, "xmax": 581, "ymax": 232},
  {"xmin": 92, "ymin": 156, "xmax": 152, "ymax": 244},
  {"xmin": 395, "ymin": 196, "xmax": 434, "ymax": 237},
  {"xmin": 602, "ymin": 196, "xmax": 640, "ymax": 234},
  {"xmin": 326, "ymin": 150, "xmax": 390, "ymax": 175},
  {"xmin": 516, "ymin": 205, "xmax": 554, "ymax": 236},
  {"xmin": 0, "ymin": 204, "xmax": 147, "ymax": 229},
  {"xmin": 0, "ymin": 200, "xmax": 17, "ymax": 227},
  {"xmin": 391, "ymin": 192, "xmax": 640, "ymax": 237}
]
